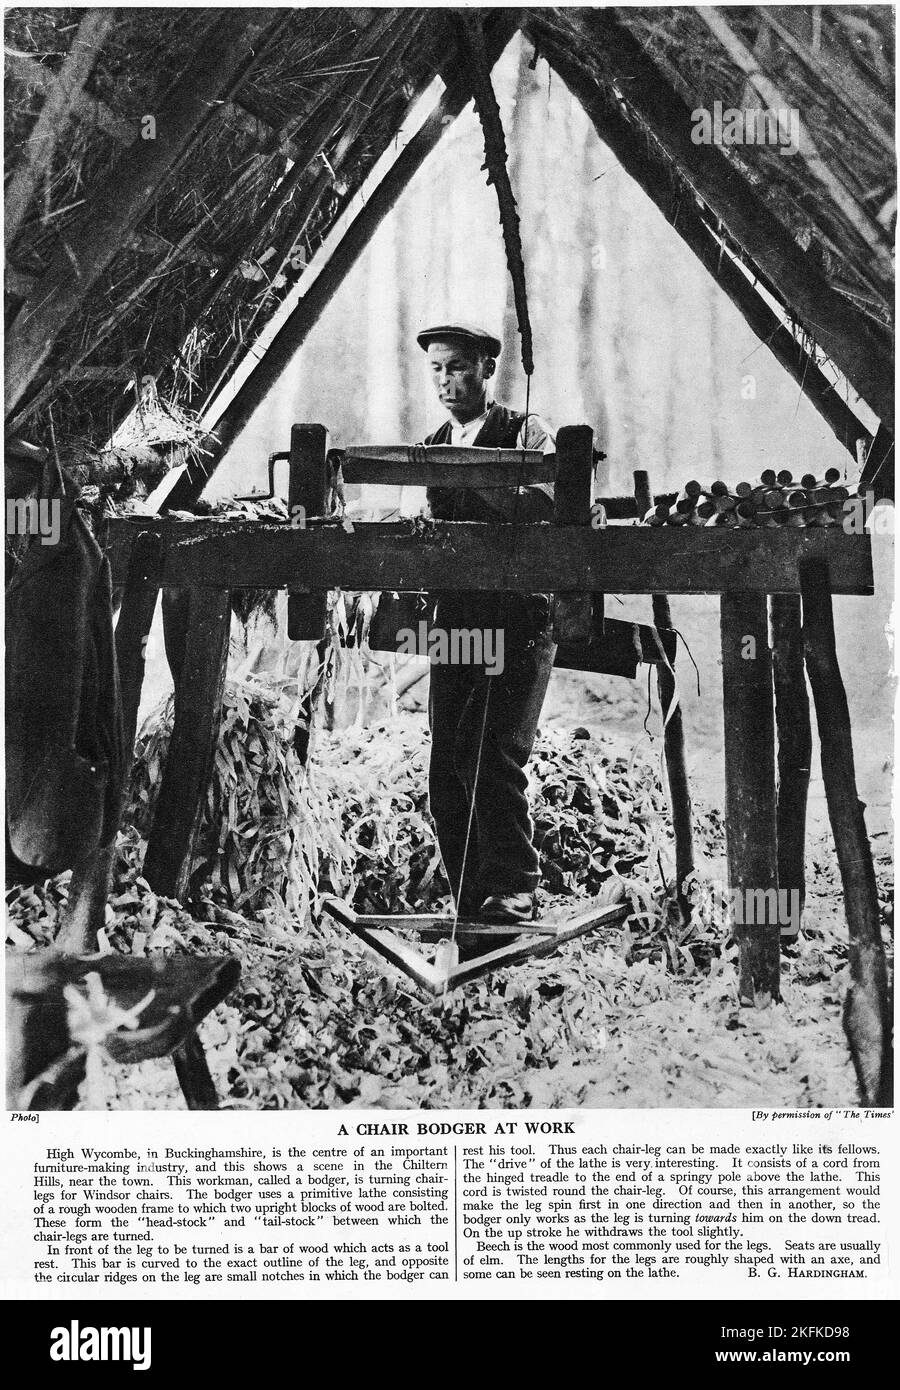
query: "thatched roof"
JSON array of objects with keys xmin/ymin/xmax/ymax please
[{"xmin": 4, "ymin": 6, "xmax": 895, "ymax": 492}]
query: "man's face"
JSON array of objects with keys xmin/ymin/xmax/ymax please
[{"xmin": 427, "ymin": 339, "xmax": 494, "ymax": 423}]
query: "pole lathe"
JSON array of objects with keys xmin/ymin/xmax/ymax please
[
  {"xmin": 344, "ymin": 444, "xmax": 544, "ymax": 468},
  {"xmin": 335, "ymin": 444, "xmax": 551, "ymax": 489}
]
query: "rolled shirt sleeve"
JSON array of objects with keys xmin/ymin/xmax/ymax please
[
  {"xmin": 514, "ymin": 413, "xmax": 556, "ymax": 517},
  {"xmin": 518, "ymin": 413, "xmax": 556, "ymax": 455}
]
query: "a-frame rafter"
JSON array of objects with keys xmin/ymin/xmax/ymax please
[
  {"xmin": 5, "ymin": 7, "xmax": 284, "ymax": 417},
  {"xmin": 165, "ymin": 8, "xmax": 520, "ymax": 510},
  {"xmin": 524, "ymin": 9, "xmax": 893, "ymax": 427}
]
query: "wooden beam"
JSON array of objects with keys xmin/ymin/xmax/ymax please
[
  {"xmin": 555, "ymin": 619, "xmax": 676, "ymax": 677},
  {"xmin": 800, "ymin": 558, "xmax": 892, "ymax": 1105},
  {"xmin": 5, "ymin": 9, "xmax": 115, "ymax": 251},
  {"xmin": 526, "ymin": 11, "xmax": 893, "ymax": 424},
  {"xmin": 104, "ymin": 518, "xmax": 875, "ymax": 597},
  {"xmin": 4, "ymin": 8, "xmax": 277, "ymax": 418},
  {"xmin": 720, "ymin": 592, "xmax": 780, "ymax": 1006},
  {"xmin": 64, "ymin": 451, "xmax": 168, "ymax": 490},
  {"xmin": 164, "ymin": 9, "xmax": 519, "ymax": 508},
  {"xmin": 529, "ymin": 22, "xmax": 879, "ymax": 457}
]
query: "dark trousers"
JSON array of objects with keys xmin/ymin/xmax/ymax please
[{"xmin": 427, "ymin": 592, "xmax": 556, "ymax": 908}]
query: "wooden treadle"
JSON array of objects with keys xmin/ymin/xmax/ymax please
[
  {"xmin": 321, "ymin": 896, "xmax": 629, "ymax": 994},
  {"xmin": 346, "ymin": 911, "xmax": 556, "ymax": 939}
]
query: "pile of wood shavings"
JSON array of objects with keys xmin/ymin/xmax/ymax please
[{"xmin": 7, "ymin": 712, "xmax": 888, "ymax": 1111}]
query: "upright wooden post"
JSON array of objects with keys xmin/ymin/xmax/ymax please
[
  {"xmin": 58, "ymin": 531, "xmax": 162, "ymax": 953},
  {"xmin": 287, "ymin": 424, "xmax": 329, "ymax": 641},
  {"xmin": 172, "ymin": 1033, "xmax": 220, "ymax": 1110},
  {"xmin": 720, "ymin": 592, "xmax": 780, "ymax": 1005},
  {"xmin": 553, "ymin": 425, "xmax": 595, "ymax": 644},
  {"xmin": 800, "ymin": 558, "xmax": 891, "ymax": 1105},
  {"xmin": 770, "ymin": 593, "xmax": 811, "ymax": 939},
  {"xmin": 142, "ymin": 588, "xmax": 231, "ymax": 899},
  {"xmin": 161, "ymin": 586, "xmax": 191, "ymax": 687},
  {"xmin": 633, "ymin": 470, "xmax": 694, "ymax": 914}
]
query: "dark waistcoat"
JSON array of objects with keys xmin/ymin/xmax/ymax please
[{"xmin": 425, "ymin": 402, "xmax": 527, "ymax": 523}]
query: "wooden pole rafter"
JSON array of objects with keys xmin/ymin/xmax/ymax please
[
  {"xmin": 4, "ymin": 9, "xmax": 116, "ymax": 252},
  {"xmin": 4, "ymin": 7, "xmax": 282, "ymax": 419},
  {"xmin": 5, "ymin": 8, "xmax": 427, "ymax": 437},
  {"xmin": 4, "ymin": 43, "xmax": 135, "ymax": 147},
  {"xmin": 185, "ymin": 8, "xmax": 428, "ymax": 416},
  {"xmin": 526, "ymin": 20, "xmax": 882, "ymax": 461},
  {"xmin": 525, "ymin": 10, "xmax": 893, "ymax": 426},
  {"xmin": 697, "ymin": 6, "xmax": 894, "ymax": 279},
  {"xmin": 164, "ymin": 10, "xmax": 519, "ymax": 509}
]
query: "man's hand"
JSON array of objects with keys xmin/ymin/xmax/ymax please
[
  {"xmin": 406, "ymin": 514, "xmax": 439, "ymax": 538},
  {"xmin": 470, "ymin": 485, "xmax": 554, "ymax": 523}
]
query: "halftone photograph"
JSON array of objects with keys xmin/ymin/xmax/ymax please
[{"xmin": 5, "ymin": 5, "xmax": 894, "ymax": 1114}]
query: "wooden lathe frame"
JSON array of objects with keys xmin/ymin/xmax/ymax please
[{"xmin": 87, "ymin": 423, "xmax": 887, "ymax": 1102}]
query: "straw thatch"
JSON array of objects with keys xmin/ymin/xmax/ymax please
[
  {"xmin": 620, "ymin": 5, "xmax": 894, "ymax": 318},
  {"xmin": 5, "ymin": 7, "xmax": 455, "ymax": 438},
  {"xmin": 4, "ymin": 6, "xmax": 895, "ymax": 488}
]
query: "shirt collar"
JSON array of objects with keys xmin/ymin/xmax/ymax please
[{"xmin": 449, "ymin": 399, "xmax": 493, "ymax": 433}]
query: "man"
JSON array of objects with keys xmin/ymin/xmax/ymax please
[{"xmin": 416, "ymin": 321, "xmax": 557, "ymax": 937}]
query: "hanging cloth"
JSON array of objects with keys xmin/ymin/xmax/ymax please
[{"xmin": 5, "ymin": 474, "xmax": 123, "ymax": 879}]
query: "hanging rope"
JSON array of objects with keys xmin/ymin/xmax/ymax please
[{"xmin": 458, "ymin": 13, "xmax": 534, "ymax": 377}]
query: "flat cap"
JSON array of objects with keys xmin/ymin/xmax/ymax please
[{"xmin": 416, "ymin": 322, "xmax": 502, "ymax": 357}]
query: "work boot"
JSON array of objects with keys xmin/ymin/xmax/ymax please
[
  {"xmin": 480, "ymin": 891, "xmax": 536, "ymax": 924},
  {"xmin": 451, "ymin": 891, "xmax": 535, "ymax": 962}
]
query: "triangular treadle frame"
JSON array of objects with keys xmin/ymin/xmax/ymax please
[{"xmin": 321, "ymin": 896, "xmax": 629, "ymax": 995}]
